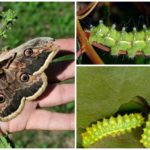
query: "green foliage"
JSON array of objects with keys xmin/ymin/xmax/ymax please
[
  {"xmin": 77, "ymin": 67, "xmax": 150, "ymax": 148},
  {"xmin": 0, "ymin": 2, "xmax": 74, "ymax": 49},
  {"xmin": 14, "ymin": 130, "xmax": 74, "ymax": 148},
  {"xmin": 0, "ymin": 9, "xmax": 17, "ymax": 38},
  {"xmin": 0, "ymin": 136, "xmax": 12, "ymax": 148}
]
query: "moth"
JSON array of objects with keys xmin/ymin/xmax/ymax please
[
  {"xmin": 89, "ymin": 20, "xmax": 150, "ymax": 57},
  {"xmin": 0, "ymin": 37, "xmax": 60, "ymax": 121},
  {"xmin": 81, "ymin": 113, "xmax": 144, "ymax": 148}
]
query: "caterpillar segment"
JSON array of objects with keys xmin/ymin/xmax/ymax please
[
  {"xmin": 81, "ymin": 113, "xmax": 144, "ymax": 147},
  {"xmin": 141, "ymin": 114, "xmax": 150, "ymax": 148},
  {"xmin": 89, "ymin": 20, "xmax": 150, "ymax": 57}
]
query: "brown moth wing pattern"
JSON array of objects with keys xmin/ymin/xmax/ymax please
[
  {"xmin": 0, "ymin": 37, "xmax": 60, "ymax": 121},
  {"xmin": 8, "ymin": 37, "xmax": 60, "ymax": 75},
  {"xmin": 0, "ymin": 71, "xmax": 47, "ymax": 121}
]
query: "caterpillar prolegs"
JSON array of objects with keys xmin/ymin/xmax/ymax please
[
  {"xmin": 81, "ymin": 113, "xmax": 144, "ymax": 147},
  {"xmin": 89, "ymin": 20, "xmax": 150, "ymax": 57}
]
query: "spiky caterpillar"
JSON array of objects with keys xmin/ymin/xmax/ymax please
[
  {"xmin": 89, "ymin": 20, "xmax": 150, "ymax": 57},
  {"xmin": 140, "ymin": 114, "xmax": 150, "ymax": 148},
  {"xmin": 81, "ymin": 113, "xmax": 144, "ymax": 148}
]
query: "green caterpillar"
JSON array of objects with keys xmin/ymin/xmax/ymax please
[
  {"xmin": 141, "ymin": 114, "xmax": 150, "ymax": 148},
  {"xmin": 81, "ymin": 113, "xmax": 144, "ymax": 148},
  {"xmin": 89, "ymin": 20, "xmax": 150, "ymax": 57}
]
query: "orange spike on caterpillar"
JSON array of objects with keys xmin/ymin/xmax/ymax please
[
  {"xmin": 81, "ymin": 113, "xmax": 144, "ymax": 148},
  {"xmin": 89, "ymin": 20, "xmax": 150, "ymax": 57}
]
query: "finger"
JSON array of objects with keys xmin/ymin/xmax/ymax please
[
  {"xmin": 0, "ymin": 101, "xmax": 37, "ymax": 133},
  {"xmin": 46, "ymin": 60, "xmax": 75, "ymax": 82},
  {"xmin": 54, "ymin": 38, "xmax": 74, "ymax": 53},
  {"xmin": 38, "ymin": 83, "xmax": 74, "ymax": 107},
  {"xmin": 26, "ymin": 110, "xmax": 74, "ymax": 131}
]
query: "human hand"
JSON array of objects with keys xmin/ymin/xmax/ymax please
[{"xmin": 0, "ymin": 38, "xmax": 75, "ymax": 134}]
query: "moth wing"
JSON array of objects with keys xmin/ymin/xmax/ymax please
[{"xmin": 0, "ymin": 71, "xmax": 47, "ymax": 121}]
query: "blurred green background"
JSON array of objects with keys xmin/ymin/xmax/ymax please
[
  {"xmin": 0, "ymin": 2, "xmax": 74, "ymax": 148},
  {"xmin": 0, "ymin": 2, "xmax": 74, "ymax": 48}
]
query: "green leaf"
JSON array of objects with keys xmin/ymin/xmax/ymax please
[
  {"xmin": 0, "ymin": 9, "xmax": 17, "ymax": 39},
  {"xmin": 0, "ymin": 136, "xmax": 12, "ymax": 148},
  {"xmin": 77, "ymin": 67, "xmax": 150, "ymax": 148},
  {"xmin": 117, "ymin": 96, "xmax": 150, "ymax": 114}
]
